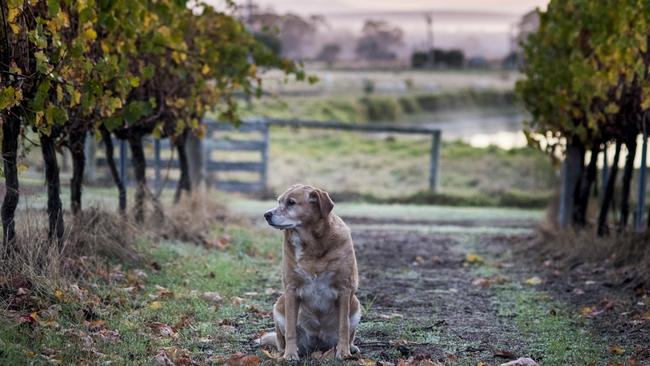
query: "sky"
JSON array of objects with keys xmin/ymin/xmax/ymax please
[
  {"xmin": 210, "ymin": 0, "xmax": 551, "ymax": 59},
  {"xmin": 249, "ymin": 0, "xmax": 548, "ymax": 16}
]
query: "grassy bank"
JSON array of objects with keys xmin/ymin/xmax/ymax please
[{"xmin": 241, "ymin": 89, "xmax": 518, "ymax": 123}]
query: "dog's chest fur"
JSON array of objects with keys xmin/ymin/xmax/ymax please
[{"xmin": 291, "ymin": 233, "xmax": 338, "ymax": 314}]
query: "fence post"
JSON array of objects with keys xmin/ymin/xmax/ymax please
[
  {"xmin": 187, "ymin": 133, "xmax": 204, "ymax": 188},
  {"xmin": 119, "ymin": 139, "xmax": 128, "ymax": 189},
  {"xmin": 154, "ymin": 139, "xmax": 161, "ymax": 193},
  {"xmin": 636, "ymin": 124, "xmax": 648, "ymax": 232},
  {"xmin": 429, "ymin": 131, "xmax": 441, "ymax": 192},
  {"xmin": 84, "ymin": 137, "xmax": 96, "ymax": 183},
  {"xmin": 260, "ymin": 121, "xmax": 270, "ymax": 193}
]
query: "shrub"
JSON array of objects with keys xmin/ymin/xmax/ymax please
[{"xmin": 359, "ymin": 97, "xmax": 403, "ymax": 122}]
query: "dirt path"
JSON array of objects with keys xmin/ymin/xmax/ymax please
[{"xmin": 333, "ymin": 218, "xmax": 648, "ymax": 365}]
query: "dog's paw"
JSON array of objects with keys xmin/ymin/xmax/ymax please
[
  {"xmin": 282, "ymin": 350, "xmax": 299, "ymax": 361},
  {"xmin": 335, "ymin": 346, "xmax": 352, "ymax": 360}
]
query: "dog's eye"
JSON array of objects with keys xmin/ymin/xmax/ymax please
[{"xmin": 287, "ymin": 199, "xmax": 296, "ymax": 206}]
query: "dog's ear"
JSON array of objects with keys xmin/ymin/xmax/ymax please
[{"xmin": 310, "ymin": 189, "xmax": 334, "ymax": 218}]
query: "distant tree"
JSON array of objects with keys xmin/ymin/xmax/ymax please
[
  {"xmin": 411, "ymin": 51, "xmax": 428, "ymax": 68},
  {"xmin": 411, "ymin": 48, "xmax": 465, "ymax": 69},
  {"xmin": 316, "ymin": 43, "xmax": 341, "ymax": 65},
  {"xmin": 250, "ymin": 12, "xmax": 324, "ymax": 59},
  {"xmin": 355, "ymin": 20, "xmax": 403, "ymax": 61},
  {"xmin": 254, "ymin": 32, "xmax": 282, "ymax": 55}
]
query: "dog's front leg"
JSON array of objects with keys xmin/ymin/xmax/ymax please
[
  {"xmin": 336, "ymin": 288, "xmax": 352, "ymax": 359},
  {"xmin": 283, "ymin": 287, "xmax": 300, "ymax": 361}
]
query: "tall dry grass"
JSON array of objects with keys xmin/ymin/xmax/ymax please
[
  {"xmin": 535, "ymin": 222, "xmax": 650, "ymax": 286},
  {"xmin": 0, "ymin": 207, "xmax": 141, "ymax": 297},
  {"xmin": 0, "ymin": 189, "xmax": 237, "ymax": 305}
]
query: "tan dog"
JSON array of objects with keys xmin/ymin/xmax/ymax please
[{"xmin": 259, "ymin": 184, "xmax": 361, "ymax": 361}]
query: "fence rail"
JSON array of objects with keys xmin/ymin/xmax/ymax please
[{"xmin": 89, "ymin": 118, "xmax": 441, "ymax": 195}]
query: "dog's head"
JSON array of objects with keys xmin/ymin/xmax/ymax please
[{"xmin": 264, "ymin": 184, "xmax": 334, "ymax": 230}]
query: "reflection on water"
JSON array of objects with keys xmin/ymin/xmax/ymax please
[{"xmin": 411, "ymin": 108, "xmax": 528, "ymax": 149}]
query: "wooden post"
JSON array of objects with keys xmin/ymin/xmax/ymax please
[
  {"xmin": 186, "ymin": 133, "xmax": 204, "ymax": 188},
  {"xmin": 429, "ymin": 131, "xmax": 441, "ymax": 191},
  {"xmin": 154, "ymin": 139, "xmax": 161, "ymax": 193},
  {"xmin": 119, "ymin": 139, "xmax": 128, "ymax": 188},
  {"xmin": 260, "ymin": 122, "xmax": 270, "ymax": 193},
  {"xmin": 636, "ymin": 125, "xmax": 648, "ymax": 232},
  {"xmin": 558, "ymin": 144, "xmax": 582, "ymax": 228}
]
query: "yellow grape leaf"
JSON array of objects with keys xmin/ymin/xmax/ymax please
[
  {"xmin": 83, "ymin": 28, "xmax": 97, "ymax": 41},
  {"xmin": 9, "ymin": 23, "xmax": 20, "ymax": 34},
  {"xmin": 56, "ymin": 85, "xmax": 64, "ymax": 103},
  {"xmin": 201, "ymin": 64, "xmax": 210, "ymax": 75},
  {"xmin": 8, "ymin": 7, "xmax": 20, "ymax": 22},
  {"xmin": 129, "ymin": 76, "xmax": 140, "ymax": 88},
  {"xmin": 70, "ymin": 90, "xmax": 81, "ymax": 107},
  {"xmin": 149, "ymin": 301, "xmax": 162, "ymax": 310}
]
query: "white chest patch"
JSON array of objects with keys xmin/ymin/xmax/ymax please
[
  {"xmin": 295, "ymin": 270, "xmax": 338, "ymax": 314},
  {"xmin": 290, "ymin": 231, "xmax": 303, "ymax": 260}
]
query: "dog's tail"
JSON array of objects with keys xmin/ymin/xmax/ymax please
[{"xmin": 254, "ymin": 332, "xmax": 277, "ymax": 348}]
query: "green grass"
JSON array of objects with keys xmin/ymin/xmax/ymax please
[
  {"xmin": 259, "ymin": 129, "xmax": 555, "ymax": 206},
  {"xmin": 239, "ymin": 89, "xmax": 518, "ymax": 123},
  {"xmin": 0, "ymin": 224, "xmax": 283, "ymax": 365},
  {"xmin": 457, "ymin": 236, "xmax": 626, "ymax": 366}
]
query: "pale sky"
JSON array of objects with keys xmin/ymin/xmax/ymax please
[
  {"xmin": 207, "ymin": 0, "xmax": 551, "ymax": 58},
  {"xmin": 248, "ymin": 0, "xmax": 548, "ymax": 16}
]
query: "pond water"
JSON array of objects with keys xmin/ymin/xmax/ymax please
[{"xmin": 408, "ymin": 108, "xmax": 528, "ymax": 149}]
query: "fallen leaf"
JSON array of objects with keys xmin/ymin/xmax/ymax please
[
  {"xmin": 225, "ymin": 352, "xmax": 260, "ymax": 366},
  {"xmin": 476, "ymin": 362, "xmax": 489, "ymax": 366},
  {"xmin": 499, "ymin": 357, "xmax": 539, "ymax": 366},
  {"xmin": 85, "ymin": 320, "xmax": 106, "ymax": 331},
  {"xmin": 16, "ymin": 287, "xmax": 29, "ymax": 296},
  {"xmin": 149, "ymin": 301, "xmax": 163, "ymax": 310},
  {"xmin": 154, "ymin": 285, "xmax": 174, "ymax": 299},
  {"xmin": 18, "ymin": 312, "xmax": 38, "ymax": 324},
  {"xmin": 54, "ymin": 289, "xmax": 64, "ymax": 301},
  {"xmin": 260, "ymin": 349, "xmax": 281, "ymax": 361},
  {"xmin": 231, "ymin": 296, "xmax": 245, "ymax": 305},
  {"xmin": 202, "ymin": 292, "xmax": 223, "ymax": 303},
  {"xmin": 494, "ymin": 349, "xmax": 516, "ymax": 358},
  {"xmin": 153, "ymin": 350, "xmax": 174, "ymax": 366},
  {"xmin": 149, "ymin": 322, "xmax": 177, "ymax": 337},
  {"xmin": 472, "ymin": 277, "xmax": 493, "ymax": 288},
  {"xmin": 609, "ymin": 345, "xmax": 625, "ymax": 355},
  {"xmin": 206, "ymin": 236, "xmax": 231, "ymax": 250},
  {"xmin": 312, "ymin": 348, "xmax": 336, "ymax": 362},
  {"xmin": 465, "ymin": 253, "xmax": 483, "ymax": 264},
  {"xmin": 379, "ymin": 313, "xmax": 404, "ymax": 320},
  {"xmin": 524, "ymin": 276, "xmax": 543, "ymax": 286},
  {"xmin": 580, "ymin": 306, "xmax": 606, "ymax": 318},
  {"xmin": 358, "ymin": 358, "xmax": 376, "ymax": 366}
]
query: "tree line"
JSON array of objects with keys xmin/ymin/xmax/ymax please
[
  {"xmin": 517, "ymin": 0, "xmax": 650, "ymax": 235},
  {"xmin": 0, "ymin": 0, "xmax": 306, "ymax": 254}
]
